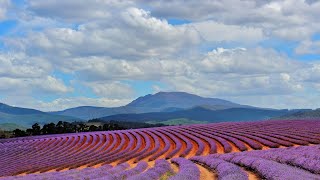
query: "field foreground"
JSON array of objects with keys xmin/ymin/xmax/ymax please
[{"xmin": 0, "ymin": 120, "xmax": 320, "ymax": 179}]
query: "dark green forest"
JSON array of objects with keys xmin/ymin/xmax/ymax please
[{"xmin": 0, "ymin": 120, "xmax": 165, "ymax": 139}]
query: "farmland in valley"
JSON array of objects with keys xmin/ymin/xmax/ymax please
[{"xmin": 0, "ymin": 120, "xmax": 320, "ymax": 179}]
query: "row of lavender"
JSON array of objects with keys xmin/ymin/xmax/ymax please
[
  {"xmin": 0, "ymin": 120, "xmax": 319, "ymax": 177},
  {"xmin": 191, "ymin": 144, "xmax": 320, "ymax": 180},
  {"xmin": 2, "ymin": 159, "xmax": 173, "ymax": 180},
  {"xmin": 4, "ymin": 144, "xmax": 320, "ymax": 180}
]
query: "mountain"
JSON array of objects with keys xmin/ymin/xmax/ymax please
[
  {"xmin": 126, "ymin": 92, "xmax": 249, "ymax": 110},
  {"xmin": 0, "ymin": 103, "xmax": 44, "ymax": 115},
  {"xmin": 274, "ymin": 109, "xmax": 318, "ymax": 120},
  {"xmin": 0, "ymin": 103, "xmax": 81, "ymax": 129},
  {"xmin": 51, "ymin": 92, "xmax": 253, "ymax": 120},
  {"xmin": 0, "ymin": 123, "xmax": 27, "ymax": 131},
  {"xmin": 97, "ymin": 106, "xmax": 296, "ymax": 124}
]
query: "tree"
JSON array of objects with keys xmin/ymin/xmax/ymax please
[
  {"xmin": 89, "ymin": 125, "xmax": 98, "ymax": 131},
  {"xmin": 56, "ymin": 121, "xmax": 64, "ymax": 134},
  {"xmin": 26, "ymin": 129, "xmax": 33, "ymax": 136},
  {"xmin": 42, "ymin": 123, "xmax": 56, "ymax": 134},
  {"xmin": 78, "ymin": 123, "xmax": 88, "ymax": 132},
  {"xmin": 13, "ymin": 129, "xmax": 26, "ymax": 137},
  {"xmin": 32, "ymin": 123, "xmax": 41, "ymax": 135}
]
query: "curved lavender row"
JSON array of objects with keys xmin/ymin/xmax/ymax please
[
  {"xmin": 100, "ymin": 131, "xmax": 136, "ymax": 165},
  {"xmin": 148, "ymin": 129, "xmax": 171, "ymax": 161},
  {"xmin": 252, "ymin": 129, "xmax": 320, "ymax": 144},
  {"xmin": 72, "ymin": 163, "xmax": 127, "ymax": 180},
  {"xmin": 226, "ymin": 122, "xmax": 320, "ymax": 144},
  {"xmin": 201, "ymin": 128, "xmax": 248, "ymax": 151},
  {"xmin": 178, "ymin": 127, "xmax": 217, "ymax": 154},
  {"xmin": 128, "ymin": 131, "xmax": 152, "ymax": 163},
  {"xmin": 86, "ymin": 131, "xmax": 128, "ymax": 166},
  {"xmin": 115, "ymin": 161, "xmax": 148, "ymax": 179},
  {"xmin": 164, "ymin": 128, "xmax": 195, "ymax": 157},
  {"xmin": 1, "ymin": 137, "xmax": 69, "ymax": 176},
  {"xmin": 60, "ymin": 134, "xmax": 104, "ymax": 170},
  {"xmin": 155, "ymin": 129, "xmax": 182, "ymax": 159},
  {"xmin": 235, "ymin": 131, "xmax": 294, "ymax": 147},
  {"xmin": 85, "ymin": 132, "xmax": 118, "ymax": 167},
  {"xmin": 211, "ymin": 130, "xmax": 262, "ymax": 150},
  {"xmin": 134, "ymin": 130, "xmax": 160, "ymax": 162},
  {"xmin": 34, "ymin": 134, "xmax": 99, "ymax": 172},
  {"xmin": 35, "ymin": 135, "xmax": 95, "ymax": 172},
  {"xmin": 227, "ymin": 131, "xmax": 280, "ymax": 148},
  {"xmin": 25, "ymin": 135, "xmax": 89, "ymax": 173},
  {"xmin": 65, "ymin": 134, "xmax": 102, "ymax": 168},
  {"xmin": 7, "ymin": 137, "xmax": 62, "ymax": 163},
  {"xmin": 117, "ymin": 131, "xmax": 145, "ymax": 164},
  {"xmin": 108, "ymin": 163, "xmax": 130, "ymax": 174},
  {"xmin": 184, "ymin": 126, "xmax": 233, "ymax": 153},
  {"xmin": 169, "ymin": 157, "xmax": 200, "ymax": 180},
  {"xmin": 236, "ymin": 144, "xmax": 320, "ymax": 174},
  {"xmin": 72, "ymin": 164, "xmax": 114, "ymax": 179},
  {"xmin": 0, "ymin": 138, "xmax": 46, "ymax": 159},
  {"xmin": 190, "ymin": 156, "xmax": 248, "ymax": 180},
  {"xmin": 251, "ymin": 131, "xmax": 309, "ymax": 145},
  {"xmin": 171, "ymin": 127, "xmax": 206, "ymax": 156},
  {"xmin": 1, "ymin": 164, "xmax": 114, "ymax": 180},
  {"xmin": 128, "ymin": 159, "xmax": 173, "ymax": 180},
  {"xmin": 222, "ymin": 155, "xmax": 320, "ymax": 180}
]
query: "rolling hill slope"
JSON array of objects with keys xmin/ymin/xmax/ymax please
[
  {"xmin": 51, "ymin": 92, "xmax": 254, "ymax": 120},
  {"xmin": 274, "ymin": 108, "xmax": 318, "ymax": 120},
  {"xmin": 97, "ymin": 106, "xmax": 297, "ymax": 123},
  {"xmin": 0, "ymin": 103, "xmax": 81, "ymax": 129}
]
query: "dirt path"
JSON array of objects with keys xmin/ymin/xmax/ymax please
[{"xmin": 196, "ymin": 164, "xmax": 216, "ymax": 180}]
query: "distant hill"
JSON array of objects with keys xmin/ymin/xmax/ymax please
[
  {"xmin": 98, "ymin": 106, "xmax": 297, "ymax": 123},
  {"xmin": 274, "ymin": 109, "xmax": 319, "ymax": 120},
  {"xmin": 126, "ymin": 92, "xmax": 249, "ymax": 110},
  {"xmin": 0, "ymin": 123, "xmax": 27, "ymax": 131},
  {"xmin": 0, "ymin": 103, "xmax": 44, "ymax": 115},
  {"xmin": 51, "ymin": 92, "xmax": 253, "ymax": 120},
  {"xmin": 0, "ymin": 103, "xmax": 81, "ymax": 130}
]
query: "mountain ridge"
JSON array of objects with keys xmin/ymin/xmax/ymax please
[
  {"xmin": 0, "ymin": 102, "xmax": 81, "ymax": 129},
  {"xmin": 51, "ymin": 91, "xmax": 254, "ymax": 119}
]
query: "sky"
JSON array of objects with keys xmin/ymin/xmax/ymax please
[{"xmin": 1, "ymin": 0, "xmax": 320, "ymax": 111}]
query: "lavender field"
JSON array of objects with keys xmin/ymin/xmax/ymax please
[{"xmin": 0, "ymin": 120, "xmax": 320, "ymax": 179}]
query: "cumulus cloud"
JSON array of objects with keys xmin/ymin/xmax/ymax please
[
  {"xmin": 141, "ymin": 0, "xmax": 320, "ymax": 41},
  {"xmin": 1, "ymin": 96, "xmax": 132, "ymax": 111},
  {"xmin": 88, "ymin": 81, "xmax": 135, "ymax": 99},
  {"xmin": 1, "ymin": 0, "xmax": 320, "ymax": 110},
  {"xmin": 6, "ymin": 7, "xmax": 200, "ymax": 60},
  {"xmin": 0, "ymin": 0, "xmax": 10, "ymax": 20},
  {"xmin": 295, "ymin": 39, "xmax": 320, "ymax": 54},
  {"xmin": 0, "ymin": 53, "xmax": 71, "ymax": 95},
  {"xmin": 189, "ymin": 21, "xmax": 265, "ymax": 44},
  {"xmin": 0, "ymin": 53, "xmax": 51, "ymax": 78},
  {"xmin": 28, "ymin": 0, "xmax": 133, "ymax": 22},
  {"xmin": 198, "ymin": 47, "xmax": 302, "ymax": 74}
]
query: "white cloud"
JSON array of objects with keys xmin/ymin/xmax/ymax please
[
  {"xmin": 0, "ymin": 0, "xmax": 10, "ymax": 20},
  {"xmin": 7, "ymin": 7, "xmax": 200, "ymax": 60},
  {"xmin": 295, "ymin": 39, "xmax": 320, "ymax": 54},
  {"xmin": 189, "ymin": 21, "xmax": 265, "ymax": 44},
  {"xmin": 88, "ymin": 81, "xmax": 135, "ymax": 99},
  {"xmin": 1, "ymin": 96, "xmax": 132, "ymax": 111},
  {"xmin": 0, "ymin": 53, "xmax": 71, "ymax": 95},
  {"xmin": 198, "ymin": 47, "xmax": 302, "ymax": 74},
  {"xmin": 0, "ymin": 53, "xmax": 51, "ymax": 78},
  {"xmin": 28, "ymin": 0, "xmax": 133, "ymax": 22},
  {"xmin": 141, "ymin": 0, "xmax": 320, "ymax": 41},
  {"xmin": 1, "ymin": 0, "xmax": 320, "ymax": 110}
]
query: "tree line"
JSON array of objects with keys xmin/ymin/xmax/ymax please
[{"xmin": 10, "ymin": 120, "xmax": 125, "ymax": 138}]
